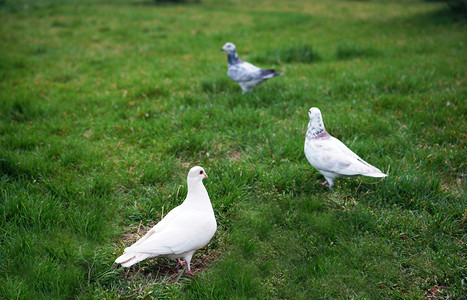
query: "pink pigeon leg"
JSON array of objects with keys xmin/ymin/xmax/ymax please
[
  {"xmin": 184, "ymin": 262, "xmax": 194, "ymax": 276},
  {"xmin": 179, "ymin": 260, "xmax": 194, "ymax": 276},
  {"xmin": 176, "ymin": 259, "xmax": 187, "ymax": 268},
  {"xmin": 183, "ymin": 253, "xmax": 194, "ymax": 276}
]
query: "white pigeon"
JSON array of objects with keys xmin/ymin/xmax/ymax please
[
  {"xmin": 221, "ymin": 42, "xmax": 283, "ymax": 93},
  {"xmin": 304, "ymin": 107, "xmax": 388, "ymax": 188},
  {"xmin": 115, "ymin": 166, "xmax": 217, "ymax": 275}
]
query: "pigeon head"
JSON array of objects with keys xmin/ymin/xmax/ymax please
[
  {"xmin": 221, "ymin": 42, "xmax": 236, "ymax": 53},
  {"xmin": 188, "ymin": 166, "xmax": 208, "ymax": 181},
  {"xmin": 221, "ymin": 42, "xmax": 239, "ymax": 65},
  {"xmin": 306, "ymin": 107, "xmax": 329, "ymax": 140}
]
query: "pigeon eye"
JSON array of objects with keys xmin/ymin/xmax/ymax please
[{"xmin": 199, "ymin": 170, "xmax": 203, "ymax": 174}]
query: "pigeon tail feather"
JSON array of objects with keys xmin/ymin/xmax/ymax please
[
  {"xmin": 120, "ymin": 255, "xmax": 148, "ymax": 267},
  {"xmin": 115, "ymin": 252, "xmax": 152, "ymax": 268},
  {"xmin": 260, "ymin": 69, "xmax": 282, "ymax": 78},
  {"xmin": 361, "ymin": 172, "xmax": 388, "ymax": 178},
  {"xmin": 115, "ymin": 252, "xmax": 137, "ymax": 265}
]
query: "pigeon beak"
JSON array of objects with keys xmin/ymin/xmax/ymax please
[{"xmin": 204, "ymin": 173, "xmax": 208, "ymax": 178}]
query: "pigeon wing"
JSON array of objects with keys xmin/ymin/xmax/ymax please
[
  {"xmin": 228, "ymin": 61, "xmax": 262, "ymax": 82},
  {"xmin": 125, "ymin": 210, "xmax": 216, "ymax": 256},
  {"xmin": 306, "ymin": 137, "xmax": 386, "ymax": 177},
  {"xmin": 128, "ymin": 205, "xmax": 184, "ymax": 248}
]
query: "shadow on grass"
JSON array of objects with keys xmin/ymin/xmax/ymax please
[
  {"xmin": 335, "ymin": 43, "xmax": 380, "ymax": 60},
  {"xmin": 405, "ymin": 2, "xmax": 467, "ymax": 24},
  {"xmin": 253, "ymin": 44, "xmax": 321, "ymax": 65},
  {"xmin": 0, "ymin": 91, "xmax": 48, "ymax": 123},
  {"xmin": 200, "ymin": 78, "xmax": 237, "ymax": 94},
  {"xmin": 416, "ymin": 9, "xmax": 466, "ymax": 25}
]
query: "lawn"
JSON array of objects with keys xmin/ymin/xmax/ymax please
[{"xmin": 0, "ymin": 0, "xmax": 466, "ymax": 299}]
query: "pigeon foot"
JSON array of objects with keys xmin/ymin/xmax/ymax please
[{"xmin": 176, "ymin": 259, "xmax": 187, "ymax": 268}]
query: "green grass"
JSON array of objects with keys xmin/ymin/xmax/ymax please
[{"xmin": 1, "ymin": 0, "xmax": 466, "ymax": 299}]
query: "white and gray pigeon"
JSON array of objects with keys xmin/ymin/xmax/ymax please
[
  {"xmin": 221, "ymin": 42, "xmax": 283, "ymax": 93},
  {"xmin": 115, "ymin": 166, "xmax": 217, "ymax": 275},
  {"xmin": 304, "ymin": 107, "xmax": 388, "ymax": 188}
]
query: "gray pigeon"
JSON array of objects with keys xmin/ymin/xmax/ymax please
[
  {"xmin": 304, "ymin": 107, "xmax": 388, "ymax": 188},
  {"xmin": 115, "ymin": 166, "xmax": 217, "ymax": 275},
  {"xmin": 221, "ymin": 42, "xmax": 282, "ymax": 93}
]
